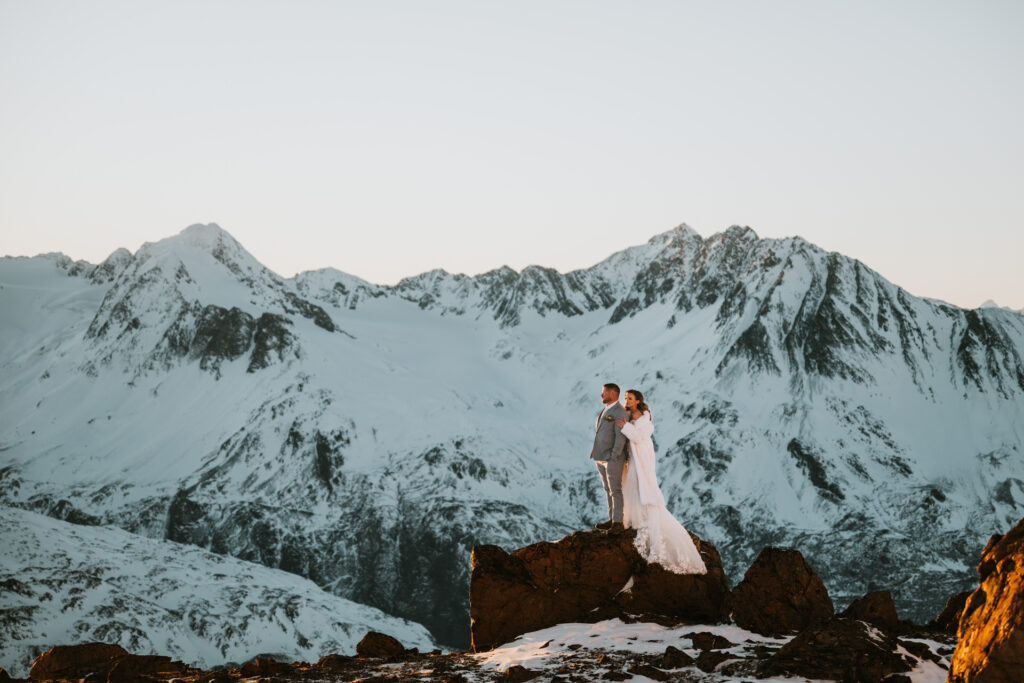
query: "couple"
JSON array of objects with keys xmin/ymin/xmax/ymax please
[{"xmin": 591, "ymin": 383, "xmax": 707, "ymax": 575}]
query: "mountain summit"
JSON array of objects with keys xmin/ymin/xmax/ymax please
[{"xmin": 1, "ymin": 222, "xmax": 1022, "ymax": 651}]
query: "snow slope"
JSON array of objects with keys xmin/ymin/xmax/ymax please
[
  {"xmin": 1, "ymin": 222, "xmax": 1022, "ymax": 649},
  {"xmin": 0, "ymin": 506, "xmax": 434, "ymax": 677}
]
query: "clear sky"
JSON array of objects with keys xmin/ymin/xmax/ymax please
[{"xmin": 1, "ymin": 0, "xmax": 1021, "ymax": 309}]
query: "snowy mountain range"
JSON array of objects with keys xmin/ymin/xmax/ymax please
[{"xmin": 2, "ymin": 222, "xmax": 1023, "ymax": 656}]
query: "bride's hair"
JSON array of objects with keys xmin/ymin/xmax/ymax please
[{"xmin": 626, "ymin": 389, "xmax": 651, "ymax": 417}]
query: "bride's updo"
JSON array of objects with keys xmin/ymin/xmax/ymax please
[{"xmin": 626, "ymin": 389, "xmax": 651, "ymax": 417}]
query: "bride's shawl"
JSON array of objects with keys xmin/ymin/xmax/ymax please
[{"xmin": 620, "ymin": 412, "xmax": 665, "ymax": 508}]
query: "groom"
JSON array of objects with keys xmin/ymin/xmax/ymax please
[{"xmin": 591, "ymin": 383, "xmax": 629, "ymax": 532}]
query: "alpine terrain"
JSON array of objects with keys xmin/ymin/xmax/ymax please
[{"xmin": 2, "ymin": 222, "xmax": 1022, "ymax": 658}]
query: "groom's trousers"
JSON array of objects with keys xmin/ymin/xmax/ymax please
[{"xmin": 595, "ymin": 456, "xmax": 625, "ymax": 524}]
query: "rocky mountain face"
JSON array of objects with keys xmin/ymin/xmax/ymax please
[{"xmin": 1, "ymin": 222, "xmax": 1023, "ymax": 653}]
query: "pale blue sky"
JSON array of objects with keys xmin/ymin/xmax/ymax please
[{"xmin": 1, "ymin": 0, "xmax": 1021, "ymax": 309}]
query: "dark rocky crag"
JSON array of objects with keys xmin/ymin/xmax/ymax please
[
  {"xmin": 469, "ymin": 527, "xmax": 729, "ymax": 652},
  {"xmin": 729, "ymin": 546, "xmax": 834, "ymax": 636}
]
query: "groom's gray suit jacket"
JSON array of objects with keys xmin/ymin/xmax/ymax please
[{"xmin": 590, "ymin": 402, "xmax": 629, "ymax": 462}]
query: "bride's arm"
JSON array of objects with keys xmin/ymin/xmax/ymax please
[{"xmin": 618, "ymin": 420, "xmax": 644, "ymax": 442}]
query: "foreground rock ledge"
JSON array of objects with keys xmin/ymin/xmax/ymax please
[
  {"xmin": 468, "ymin": 527, "xmax": 729, "ymax": 652},
  {"xmin": 949, "ymin": 516, "xmax": 1024, "ymax": 682}
]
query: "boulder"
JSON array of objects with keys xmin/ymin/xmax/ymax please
[
  {"xmin": 503, "ymin": 664, "xmax": 540, "ymax": 681},
  {"xmin": 931, "ymin": 590, "xmax": 972, "ymax": 634},
  {"xmin": 107, "ymin": 654, "xmax": 189, "ymax": 681},
  {"xmin": 694, "ymin": 650, "xmax": 733, "ymax": 672},
  {"xmin": 469, "ymin": 527, "xmax": 729, "ymax": 651},
  {"xmin": 949, "ymin": 516, "xmax": 1024, "ymax": 682},
  {"xmin": 239, "ymin": 657, "xmax": 291, "ymax": 676},
  {"xmin": 759, "ymin": 617, "xmax": 914, "ymax": 682},
  {"xmin": 317, "ymin": 653, "xmax": 356, "ymax": 670},
  {"xmin": 613, "ymin": 533, "xmax": 730, "ymax": 621},
  {"xmin": 28, "ymin": 643, "xmax": 129, "ymax": 681},
  {"xmin": 626, "ymin": 663, "xmax": 670, "ymax": 681},
  {"xmin": 356, "ymin": 631, "xmax": 406, "ymax": 658},
  {"xmin": 840, "ymin": 590, "xmax": 900, "ymax": 632},
  {"xmin": 658, "ymin": 645, "xmax": 694, "ymax": 668},
  {"xmin": 686, "ymin": 631, "xmax": 734, "ymax": 650},
  {"xmin": 730, "ymin": 546, "xmax": 833, "ymax": 636}
]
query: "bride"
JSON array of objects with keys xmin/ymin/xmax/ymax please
[{"xmin": 615, "ymin": 389, "xmax": 707, "ymax": 575}]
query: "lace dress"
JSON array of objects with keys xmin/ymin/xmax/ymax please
[{"xmin": 620, "ymin": 412, "xmax": 707, "ymax": 574}]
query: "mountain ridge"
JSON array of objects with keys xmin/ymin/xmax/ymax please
[{"xmin": 2, "ymin": 221, "xmax": 1022, "ymax": 651}]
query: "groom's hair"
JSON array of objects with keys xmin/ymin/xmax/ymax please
[{"xmin": 602, "ymin": 383, "xmax": 620, "ymax": 396}]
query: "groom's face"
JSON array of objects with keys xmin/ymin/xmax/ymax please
[{"xmin": 600, "ymin": 386, "xmax": 617, "ymax": 404}]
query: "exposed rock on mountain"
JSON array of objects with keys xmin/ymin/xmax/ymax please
[
  {"xmin": 469, "ymin": 528, "xmax": 728, "ymax": 651},
  {"xmin": 949, "ymin": 516, "xmax": 1024, "ymax": 682},
  {"xmin": 729, "ymin": 547, "xmax": 834, "ymax": 636}
]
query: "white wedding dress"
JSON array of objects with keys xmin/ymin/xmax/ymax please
[{"xmin": 620, "ymin": 412, "xmax": 707, "ymax": 574}]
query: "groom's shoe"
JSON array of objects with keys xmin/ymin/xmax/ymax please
[
  {"xmin": 604, "ymin": 522, "xmax": 625, "ymax": 534},
  {"xmin": 594, "ymin": 520, "xmax": 613, "ymax": 530}
]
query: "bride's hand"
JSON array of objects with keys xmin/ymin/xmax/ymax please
[{"xmin": 614, "ymin": 419, "xmax": 625, "ymax": 428}]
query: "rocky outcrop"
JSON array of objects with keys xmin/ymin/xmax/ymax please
[
  {"xmin": 759, "ymin": 617, "xmax": 914, "ymax": 682},
  {"xmin": 949, "ymin": 516, "xmax": 1024, "ymax": 682},
  {"xmin": 468, "ymin": 528, "xmax": 728, "ymax": 651},
  {"xmin": 840, "ymin": 590, "xmax": 900, "ymax": 633},
  {"xmin": 613, "ymin": 534, "xmax": 730, "ymax": 621},
  {"xmin": 729, "ymin": 546, "xmax": 833, "ymax": 636},
  {"xmin": 28, "ymin": 643, "xmax": 128, "ymax": 681},
  {"xmin": 27, "ymin": 643, "xmax": 190, "ymax": 682},
  {"xmin": 931, "ymin": 589, "xmax": 971, "ymax": 634}
]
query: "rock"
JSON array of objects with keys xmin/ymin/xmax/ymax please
[
  {"xmin": 356, "ymin": 631, "xmax": 406, "ymax": 658},
  {"xmin": 614, "ymin": 533, "xmax": 731, "ymax": 622},
  {"xmin": 949, "ymin": 516, "xmax": 1024, "ymax": 682},
  {"xmin": 686, "ymin": 631, "xmax": 735, "ymax": 650},
  {"xmin": 840, "ymin": 590, "xmax": 901, "ymax": 632},
  {"xmin": 107, "ymin": 654, "xmax": 189, "ymax": 681},
  {"xmin": 658, "ymin": 645, "xmax": 694, "ymax": 668},
  {"xmin": 898, "ymin": 639, "xmax": 942, "ymax": 664},
  {"xmin": 730, "ymin": 546, "xmax": 834, "ymax": 636},
  {"xmin": 317, "ymin": 653, "xmax": 356, "ymax": 670},
  {"xmin": 759, "ymin": 617, "xmax": 913, "ymax": 682},
  {"xmin": 199, "ymin": 672, "xmax": 233, "ymax": 683},
  {"xmin": 694, "ymin": 649, "xmax": 732, "ymax": 672},
  {"xmin": 469, "ymin": 528, "xmax": 729, "ymax": 651},
  {"xmin": 626, "ymin": 663, "xmax": 670, "ymax": 681},
  {"xmin": 931, "ymin": 590, "xmax": 972, "ymax": 634},
  {"xmin": 504, "ymin": 664, "xmax": 540, "ymax": 681},
  {"xmin": 239, "ymin": 657, "xmax": 290, "ymax": 676},
  {"xmin": 470, "ymin": 530, "xmax": 638, "ymax": 651},
  {"xmin": 28, "ymin": 642, "xmax": 129, "ymax": 681}
]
